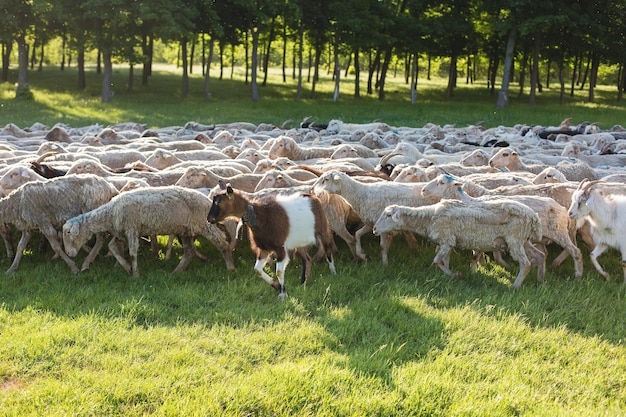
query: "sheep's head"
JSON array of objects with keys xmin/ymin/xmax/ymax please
[
  {"xmin": 488, "ymin": 148, "xmax": 517, "ymax": 168},
  {"xmin": 373, "ymin": 205, "xmax": 402, "ymax": 236},
  {"xmin": 421, "ymin": 174, "xmax": 461, "ymax": 199},
  {"xmin": 313, "ymin": 171, "xmax": 344, "ymax": 195},
  {"xmin": 268, "ymin": 136, "xmax": 294, "ymax": 159},
  {"xmin": 63, "ymin": 218, "xmax": 90, "ymax": 258}
]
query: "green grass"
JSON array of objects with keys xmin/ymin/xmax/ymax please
[
  {"xmin": 0, "ymin": 67, "xmax": 625, "ymax": 416},
  {"xmin": 2, "ymin": 64, "xmax": 626, "ymax": 129}
]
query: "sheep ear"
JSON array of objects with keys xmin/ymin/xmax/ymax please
[
  {"xmin": 391, "ymin": 209, "xmax": 401, "ymax": 223},
  {"xmin": 511, "ymin": 151, "xmax": 519, "ymax": 156},
  {"xmin": 332, "ymin": 173, "xmax": 341, "ymax": 182},
  {"xmin": 70, "ymin": 223, "xmax": 80, "ymax": 236},
  {"xmin": 218, "ymin": 179, "xmax": 227, "ymax": 190}
]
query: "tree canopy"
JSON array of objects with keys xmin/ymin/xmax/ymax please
[{"xmin": 1, "ymin": 0, "xmax": 625, "ymax": 107}]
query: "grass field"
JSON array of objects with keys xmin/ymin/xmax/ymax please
[{"xmin": 0, "ymin": 66, "xmax": 625, "ymax": 416}]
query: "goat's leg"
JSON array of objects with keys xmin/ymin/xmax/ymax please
[
  {"xmin": 254, "ymin": 251, "xmax": 280, "ymax": 291},
  {"xmin": 6, "ymin": 230, "xmax": 32, "ymax": 275},
  {"xmin": 275, "ymin": 249, "xmax": 290, "ymax": 300},
  {"xmin": 589, "ymin": 242, "xmax": 610, "ymax": 280},
  {"xmin": 294, "ymin": 247, "xmax": 311, "ymax": 285}
]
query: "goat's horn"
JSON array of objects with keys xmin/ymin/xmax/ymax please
[
  {"xmin": 33, "ymin": 151, "xmax": 57, "ymax": 164},
  {"xmin": 379, "ymin": 152, "xmax": 403, "ymax": 166}
]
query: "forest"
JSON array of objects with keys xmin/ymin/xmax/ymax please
[{"xmin": 1, "ymin": 0, "xmax": 626, "ymax": 107}]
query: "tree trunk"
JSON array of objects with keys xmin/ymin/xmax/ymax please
[
  {"xmin": 296, "ymin": 21, "xmax": 304, "ymax": 100},
  {"xmin": 588, "ymin": 51, "xmax": 599, "ymax": 103},
  {"xmin": 244, "ymin": 30, "xmax": 249, "ymax": 85},
  {"xmin": 60, "ymin": 35, "xmax": 66, "ymax": 70},
  {"xmin": 77, "ymin": 47, "xmax": 86, "ymax": 90},
  {"xmin": 559, "ymin": 61, "xmax": 565, "ymax": 105},
  {"xmin": 15, "ymin": 34, "xmax": 30, "ymax": 99},
  {"xmin": 282, "ymin": 24, "xmax": 287, "ymax": 83},
  {"xmin": 251, "ymin": 27, "xmax": 260, "ymax": 102},
  {"xmin": 219, "ymin": 40, "xmax": 224, "ymax": 80},
  {"xmin": 262, "ymin": 16, "xmax": 276, "ymax": 87},
  {"xmin": 2, "ymin": 41, "xmax": 12, "ymax": 82},
  {"xmin": 410, "ymin": 52, "xmax": 418, "ymax": 104},
  {"xmin": 38, "ymin": 43, "xmax": 44, "ymax": 71},
  {"xmin": 517, "ymin": 50, "xmax": 528, "ymax": 98},
  {"xmin": 127, "ymin": 64, "xmax": 134, "ymax": 92},
  {"xmin": 367, "ymin": 50, "xmax": 381, "ymax": 95},
  {"xmin": 180, "ymin": 38, "xmax": 189, "ymax": 99},
  {"xmin": 496, "ymin": 27, "xmax": 517, "ymax": 109},
  {"xmin": 142, "ymin": 33, "xmax": 151, "ymax": 86},
  {"xmin": 378, "ymin": 48, "xmax": 392, "ymax": 100},
  {"xmin": 101, "ymin": 51, "xmax": 113, "ymax": 102},
  {"xmin": 189, "ymin": 36, "xmax": 195, "ymax": 75},
  {"xmin": 354, "ymin": 48, "xmax": 360, "ymax": 99},
  {"xmin": 529, "ymin": 34, "xmax": 541, "ymax": 105},
  {"xmin": 311, "ymin": 41, "xmax": 322, "ymax": 99},
  {"xmin": 570, "ymin": 53, "xmax": 579, "ymax": 97},
  {"xmin": 445, "ymin": 54, "xmax": 457, "ymax": 101},
  {"xmin": 619, "ymin": 61, "xmax": 626, "ymax": 102},
  {"xmin": 579, "ymin": 50, "xmax": 591, "ymax": 90},
  {"xmin": 332, "ymin": 31, "xmax": 340, "ymax": 102},
  {"xmin": 204, "ymin": 37, "xmax": 214, "ymax": 100}
]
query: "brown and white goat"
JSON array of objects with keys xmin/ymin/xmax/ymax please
[{"xmin": 207, "ymin": 182, "xmax": 336, "ymax": 299}]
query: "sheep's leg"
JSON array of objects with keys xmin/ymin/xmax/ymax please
[
  {"xmin": 164, "ymin": 235, "xmax": 174, "ymax": 260},
  {"xmin": 379, "ymin": 232, "xmax": 395, "ymax": 265},
  {"xmin": 353, "ymin": 225, "xmax": 371, "ymax": 261},
  {"xmin": 526, "ymin": 242, "xmax": 547, "ymax": 283},
  {"xmin": 204, "ymin": 223, "xmax": 236, "ymax": 271},
  {"xmin": 492, "ymin": 250, "xmax": 510, "ymax": 268},
  {"xmin": 172, "ymin": 235, "xmax": 195, "ymax": 273},
  {"xmin": 80, "ymin": 232, "xmax": 105, "ymax": 271},
  {"xmin": 0, "ymin": 224, "xmax": 14, "ymax": 260},
  {"xmin": 432, "ymin": 245, "xmax": 461, "ymax": 278},
  {"xmin": 107, "ymin": 238, "xmax": 132, "ymax": 275},
  {"xmin": 150, "ymin": 234, "xmax": 160, "ymax": 257},
  {"xmin": 127, "ymin": 234, "xmax": 140, "ymax": 278},
  {"xmin": 589, "ymin": 242, "xmax": 610, "ymax": 280},
  {"xmin": 6, "ymin": 230, "xmax": 32, "ymax": 275},
  {"xmin": 510, "ymin": 244, "xmax": 535, "ymax": 289},
  {"xmin": 328, "ymin": 221, "xmax": 359, "ymax": 261},
  {"xmin": 550, "ymin": 236, "xmax": 584, "ymax": 279},
  {"xmin": 43, "ymin": 231, "xmax": 80, "ymax": 274}
]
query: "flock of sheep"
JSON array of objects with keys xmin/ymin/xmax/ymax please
[{"xmin": 0, "ymin": 117, "xmax": 625, "ymax": 298}]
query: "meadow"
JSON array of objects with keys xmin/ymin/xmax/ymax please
[{"xmin": 0, "ymin": 65, "xmax": 625, "ymax": 416}]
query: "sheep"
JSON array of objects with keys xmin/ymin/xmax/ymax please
[
  {"xmin": 312, "ymin": 170, "xmax": 439, "ymax": 264},
  {"xmin": 393, "ymin": 165, "xmax": 429, "ymax": 183},
  {"xmin": 268, "ymin": 136, "xmax": 337, "ymax": 161},
  {"xmin": 460, "ymin": 149, "xmax": 490, "ymax": 166},
  {"xmin": 421, "ymin": 174, "xmax": 583, "ymax": 279},
  {"xmin": 0, "ymin": 165, "xmax": 47, "ymax": 195},
  {"xmin": 66, "ymin": 158, "xmax": 186, "ymax": 187},
  {"xmin": 567, "ymin": 179, "xmax": 626, "ymax": 283},
  {"xmin": 489, "ymin": 147, "xmax": 599, "ymax": 181},
  {"xmin": 372, "ymin": 200, "xmax": 545, "ymax": 288},
  {"xmin": 174, "ymin": 166, "xmax": 264, "ymax": 192},
  {"xmin": 144, "ymin": 148, "xmax": 228, "ymax": 170},
  {"xmin": 63, "ymin": 186, "xmax": 235, "ymax": 277},
  {"xmin": 329, "ymin": 143, "xmax": 379, "ymax": 159},
  {"xmin": 207, "ymin": 182, "xmax": 336, "ymax": 299},
  {"xmin": 0, "ymin": 174, "xmax": 119, "ymax": 274},
  {"xmin": 533, "ymin": 167, "xmax": 569, "ymax": 184}
]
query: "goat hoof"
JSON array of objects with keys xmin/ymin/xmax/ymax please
[{"xmin": 278, "ymin": 292, "xmax": 287, "ymax": 301}]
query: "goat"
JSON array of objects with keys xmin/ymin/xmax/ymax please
[
  {"xmin": 207, "ymin": 182, "xmax": 336, "ymax": 299},
  {"xmin": 567, "ymin": 179, "xmax": 626, "ymax": 283}
]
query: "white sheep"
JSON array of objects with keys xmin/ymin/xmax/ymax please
[
  {"xmin": 268, "ymin": 136, "xmax": 337, "ymax": 161},
  {"xmin": 174, "ymin": 166, "xmax": 263, "ymax": 192},
  {"xmin": 0, "ymin": 174, "xmax": 119, "ymax": 274},
  {"xmin": 63, "ymin": 186, "xmax": 235, "ymax": 277},
  {"xmin": 372, "ymin": 200, "xmax": 545, "ymax": 288},
  {"xmin": 421, "ymin": 174, "xmax": 583, "ymax": 279},
  {"xmin": 313, "ymin": 170, "xmax": 439, "ymax": 264}
]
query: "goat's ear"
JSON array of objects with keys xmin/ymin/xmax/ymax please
[
  {"xmin": 585, "ymin": 194, "xmax": 594, "ymax": 207},
  {"xmin": 226, "ymin": 183, "xmax": 234, "ymax": 199}
]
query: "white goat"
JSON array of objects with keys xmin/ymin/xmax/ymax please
[{"xmin": 567, "ymin": 179, "xmax": 626, "ymax": 283}]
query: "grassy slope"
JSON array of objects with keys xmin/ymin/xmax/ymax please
[{"xmin": 0, "ymin": 67, "xmax": 625, "ymax": 416}]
